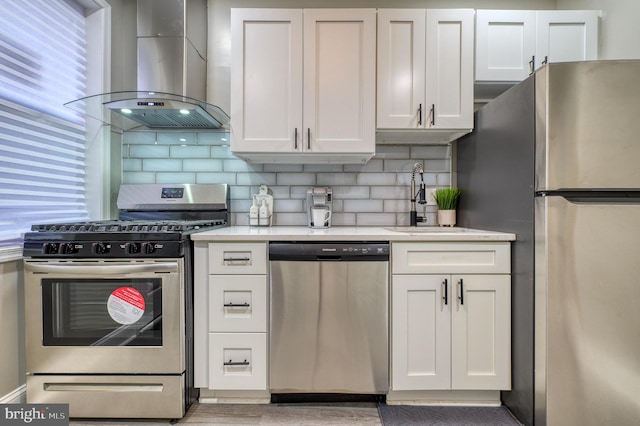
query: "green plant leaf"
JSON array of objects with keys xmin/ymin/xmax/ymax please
[{"xmin": 434, "ymin": 188, "xmax": 461, "ymax": 210}]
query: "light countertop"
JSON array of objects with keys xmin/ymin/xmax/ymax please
[{"xmin": 191, "ymin": 226, "xmax": 516, "ymax": 242}]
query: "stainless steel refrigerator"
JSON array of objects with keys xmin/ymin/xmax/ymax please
[{"xmin": 457, "ymin": 60, "xmax": 640, "ymax": 426}]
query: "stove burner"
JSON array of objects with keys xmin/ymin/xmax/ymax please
[{"xmin": 31, "ymin": 219, "xmax": 227, "ymax": 233}]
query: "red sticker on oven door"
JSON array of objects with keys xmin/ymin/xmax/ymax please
[{"xmin": 107, "ymin": 287, "xmax": 146, "ymax": 325}]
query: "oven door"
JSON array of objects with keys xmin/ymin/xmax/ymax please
[{"xmin": 24, "ymin": 259, "xmax": 185, "ymax": 375}]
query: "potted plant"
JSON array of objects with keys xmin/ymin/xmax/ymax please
[{"xmin": 434, "ymin": 187, "xmax": 461, "ymax": 227}]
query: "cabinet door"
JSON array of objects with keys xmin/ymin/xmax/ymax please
[
  {"xmin": 392, "ymin": 274, "xmax": 451, "ymax": 390},
  {"xmin": 303, "ymin": 9, "xmax": 376, "ymax": 154},
  {"xmin": 425, "ymin": 9, "xmax": 474, "ymax": 129},
  {"xmin": 475, "ymin": 10, "xmax": 536, "ymax": 81},
  {"xmin": 230, "ymin": 9, "xmax": 303, "ymax": 153},
  {"xmin": 451, "ymin": 275, "xmax": 511, "ymax": 390},
  {"xmin": 377, "ymin": 9, "xmax": 426, "ymax": 129},
  {"xmin": 535, "ymin": 11, "xmax": 598, "ymax": 68}
]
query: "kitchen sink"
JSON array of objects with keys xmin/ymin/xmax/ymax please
[{"xmin": 384, "ymin": 226, "xmax": 472, "ymax": 233}]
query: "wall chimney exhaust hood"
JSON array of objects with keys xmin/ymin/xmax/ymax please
[{"xmin": 65, "ymin": 0, "xmax": 229, "ymax": 131}]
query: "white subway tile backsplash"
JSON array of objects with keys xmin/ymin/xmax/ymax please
[
  {"xmin": 355, "ymin": 172, "xmax": 396, "ymax": 186},
  {"xmin": 356, "ymin": 213, "xmax": 396, "ymax": 226},
  {"xmin": 183, "ymin": 159, "xmax": 223, "ymax": 172},
  {"xmin": 122, "ymin": 172, "xmax": 155, "ymax": 184},
  {"xmin": 344, "ymin": 199, "xmax": 384, "ymax": 212},
  {"xmin": 198, "ymin": 132, "xmax": 229, "ymax": 145},
  {"xmin": 170, "ymin": 146, "xmax": 211, "ymax": 158},
  {"xmin": 122, "ymin": 158, "xmax": 142, "ymax": 172},
  {"xmin": 122, "ymin": 131, "xmax": 452, "ymax": 226},
  {"xmin": 123, "ymin": 132, "xmax": 156, "ymax": 145},
  {"xmin": 156, "ymin": 172, "xmax": 196, "ymax": 183},
  {"xmin": 316, "ymin": 173, "xmax": 357, "ymax": 186},
  {"xmin": 156, "ymin": 132, "xmax": 196, "ymax": 145},
  {"xmin": 236, "ymin": 172, "xmax": 277, "ymax": 186},
  {"xmin": 196, "ymin": 173, "xmax": 237, "ymax": 184},
  {"xmin": 130, "ymin": 145, "xmax": 169, "ymax": 158},
  {"xmin": 277, "ymin": 173, "xmax": 316, "ymax": 186},
  {"xmin": 143, "ymin": 159, "xmax": 182, "ymax": 171}
]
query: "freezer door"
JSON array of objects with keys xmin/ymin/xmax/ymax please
[
  {"xmin": 535, "ymin": 196, "xmax": 640, "ymax": 426},
  {"xmin": 535, "ymin": 60, "xmax": 640, "ymax": 191}
]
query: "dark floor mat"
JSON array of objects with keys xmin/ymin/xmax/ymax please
[{"xmin": 377, "ymin": 404, "xmax": 522, "ymax": 426}]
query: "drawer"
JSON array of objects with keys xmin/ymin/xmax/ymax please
[
  {"xmin": 392, "ymin": 242, "xmax": 510, "ymax": 274},
  {"xmin": 209, "ymin": 242, "xmax": 267, "ymax": 274},
  {"xmin": 209, "ymin": 275, "xmax": 267, "ymax": 333},
  {"xmin": 208, "ymin": 333, "xmax": 267, "ymax": 391}
]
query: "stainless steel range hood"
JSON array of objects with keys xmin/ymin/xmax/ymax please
[{"xmin": 65, "ymin": 0, "xmax": 229, "ymax": 131}]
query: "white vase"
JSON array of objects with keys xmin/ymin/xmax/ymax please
[{"xmin": 437, "ymin": 209, "xmax": 456, "ymax": 227}]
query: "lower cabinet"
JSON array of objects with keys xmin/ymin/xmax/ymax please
[
  {"xmin": 209, "ymin": 332, "xmax": 267, "ymax": 390},
  {"xmin": 391, "ymin": 242, "xmax": 512, "ymax": 392},
  {"xmin": 206, "ymin": 243, "xmax": 268, "ymax": 392}
]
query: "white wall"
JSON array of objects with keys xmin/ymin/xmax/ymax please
[
  {"xmin": 558, "ymin": 0, "xmax": 640, "ymax": 59},
  {"xmin": 0, "ymin": 258, "xmax": 24, "ymax": 402}
]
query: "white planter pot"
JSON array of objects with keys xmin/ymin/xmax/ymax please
[{"xmin": 437, "ymin": 209, "xmax": 456, "ymax": 227}]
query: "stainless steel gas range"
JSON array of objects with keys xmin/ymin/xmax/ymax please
[{"xmin": 22, "ymin": 184, "xmax": 229, "ymax": 420}]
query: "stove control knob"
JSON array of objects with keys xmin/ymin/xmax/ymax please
[
  {"xmin": 43, "ymin": 242, "xmax": 59, "ymax": 254},
  {"xmin": 61, "ymin": 243, "xmax": 77, "ymax": 254},
  {"xmin": 93, "ymin": 242, "xmax": 109, "ymax": 254},
  {"xmin": 125, "ymin": 242, "xmax": 141, "ymax": 254},
  {"xmin": 142, "ymin": 242, "xmax": 156, "ymax": 254}
]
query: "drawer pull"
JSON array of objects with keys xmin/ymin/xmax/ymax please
[
  {"xmin": 224, "ymin": 359, "xmax": 249, "ymax": 366},
  {"xmin": 223, "ymin": 257, "xmax": 251, "ymax": 262},
  {"xmin": 223, "ymin": 302, "xmax": 250, "ymax": 308}
]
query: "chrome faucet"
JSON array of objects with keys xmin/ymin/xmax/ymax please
[{"xmin": 410, "ymin": 163, "xmax": 427, "ymax": 226}]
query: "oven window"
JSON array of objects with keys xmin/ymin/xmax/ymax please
[{"xmin": 42, "ymin": 278, "xmax": 163, "ymax": 346}]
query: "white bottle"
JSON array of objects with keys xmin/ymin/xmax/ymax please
[
  {"xmin": 249, "ymin": 196, "xmax": 259, "ymax": 226},
  {"xmin": 258, "ymin": 198, "xmax": 269, "ymax": 226}
]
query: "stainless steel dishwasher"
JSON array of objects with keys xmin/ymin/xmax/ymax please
[{"xmin": 269, "ymin": 241, "xmax": 389, "ymax": 396}]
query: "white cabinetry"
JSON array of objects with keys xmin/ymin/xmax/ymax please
[
  {"xmin": 205, "ymin": 243, "xmax": 268, "ymax": 391},
  {"xmin": 391, "ymin": 242, "xmax": 511, "ymax": 392},
  {"xmin": 230, "ymin": 8, "xmax": 376, "ymax": 164},
  {"xmin": 476, "ymin": 10, "xmax": 599, "ymax": 82},
  {"xmin": 376, "ymin": 9, "xmax": 474, "ymax": 144}
]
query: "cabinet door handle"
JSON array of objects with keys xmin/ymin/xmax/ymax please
[
  {"xmin": 529, "ymin": 55, "xmax": 535, "ymax": 75},
  {"xmin": 430, "ymin": 104, "xmax": 435, "ymax": 126},
  {"xmin": 458, "ymin": 278, "xmax": 464, "ymax": 305},
  {"xmin": 307, "ymin": 128, "xmax": 311, "ymax": 150},
  {"xmin": 442, "ymin": 278, "xmax": 448, "ymax": 305},
  {"xmin": 223, "ymin": 302, "xmax": 250, "ymax": 308},
  {"xmin": 542, "ymin": 55, "xmax": 548, "ymax": 65},
  {"xmin": 418, "ymin": 103, "xmax": 423, "ymax": 126},
  {"xmin": 294, "ymin": 127, "xmax": 298, "ymax": 149},
  {"xmin": 223, "ymin": 359, "xmax": 250, "ymax": 366}
]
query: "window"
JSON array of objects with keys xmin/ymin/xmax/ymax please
[{"xmin": 0, "ymin": 0, "xmax": 89, "ymax": 247}]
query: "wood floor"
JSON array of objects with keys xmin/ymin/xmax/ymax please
[{"xmin": 70, "ymin": 402, "xmax": 382, "ymax": 425}]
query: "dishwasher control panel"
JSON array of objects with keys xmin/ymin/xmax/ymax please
[{"xmin": 269, "ymin": 241, "xmax": 389, "ymax": 261}]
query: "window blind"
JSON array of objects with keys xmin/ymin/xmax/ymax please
[{"xmin": 0, "ymin": 0, "xmax": 88, "ymax": 246}]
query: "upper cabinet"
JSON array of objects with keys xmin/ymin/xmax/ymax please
[
  {"xmin": 230, "ymin": 8, "xmax": 376, "ymax": 164},
  {"xmin": 376, "ymin": 9, "xmax": 475, "ymax": 144},
  {"xmin": 476, "ymin": 10, "xmax": 599, "ymax": 82}
]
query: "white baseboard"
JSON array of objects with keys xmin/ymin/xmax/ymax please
[{"xmin": 0, "ymin": 385, "xmax": 26, "ymax": 404}]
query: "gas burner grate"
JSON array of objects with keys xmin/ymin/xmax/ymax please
[{"xmin": 31, "ymin": 219, "xmax": 227, "ymax": 233}]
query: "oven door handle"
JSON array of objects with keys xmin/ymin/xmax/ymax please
[{"xmin": 24, "ymin": 262, "xmax": 179, "ymax": 275}]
